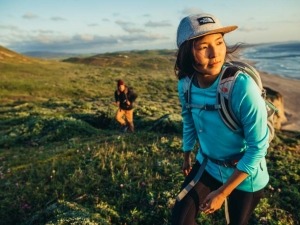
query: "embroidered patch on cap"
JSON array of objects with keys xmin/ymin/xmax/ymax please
[{"xmin": 197, "ymin": 17, "xmax": 215, "ymax": 25}]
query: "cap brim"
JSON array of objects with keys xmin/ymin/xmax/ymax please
[{"xmin": 188, "ymin": 25, "xmax": 238, "ymax": 41}]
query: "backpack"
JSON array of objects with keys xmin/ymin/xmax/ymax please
[
  {"xmin": 127, "ymin": 86, "xmax": 138, "ymax": 103},
  {"xmin": 183, "ymin": 61, "xmax": 278, "ymax": 142}
]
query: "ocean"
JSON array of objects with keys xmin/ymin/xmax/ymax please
[{"xmin": 241, "ymin": 42, "xmax": 300, "ymax": 80}]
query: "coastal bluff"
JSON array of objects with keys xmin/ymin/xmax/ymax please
[
  {"xmin": 265, "ymin": 87, "xmax": 286, "ymax": 130},
  {"xmin": 260, "ymin": 70, "xmax": 300, "ymax": 132}
]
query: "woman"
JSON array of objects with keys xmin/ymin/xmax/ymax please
[{"xmin": 171, "ymin": 13, "xmax": 269, "ymax": 225}]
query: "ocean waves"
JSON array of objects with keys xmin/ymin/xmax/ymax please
[{"xmin": 241, "ymin": 42, "xmax": 300, "ymax": 79}]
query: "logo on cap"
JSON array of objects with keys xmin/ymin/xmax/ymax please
[{"xmin": 197, "ymin": 17, "xmax": 215, "ymax": 25}]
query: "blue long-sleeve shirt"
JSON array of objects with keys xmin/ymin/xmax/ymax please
[{"xmin": 178, "ymin": 71, "xmax": 269, "ymax": 192}]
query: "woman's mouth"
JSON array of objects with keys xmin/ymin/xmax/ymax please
[{"xmin": 209, "ymin": 61, "xmax": 220, "ymax": 67}]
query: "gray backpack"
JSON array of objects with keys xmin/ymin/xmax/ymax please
[{"xmin": 183, "ymin": 61, "xmax": 278, "ymax": 142}]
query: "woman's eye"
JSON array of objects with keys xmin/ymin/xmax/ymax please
[{"xmin": 197, "ymin": 45, "xmax": 207, "ymax": 50}]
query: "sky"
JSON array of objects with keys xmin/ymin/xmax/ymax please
[{"xmin": 1, "ymin": 0, "xmax": 300, "ymax": 54}]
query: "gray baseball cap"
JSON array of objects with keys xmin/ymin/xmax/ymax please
[{"xmin": 176, "ymin": 13, "xmax": 238, "ymax": 48}]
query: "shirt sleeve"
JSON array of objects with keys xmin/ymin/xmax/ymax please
[
  {"xmin": 178, "ymin": 79, "xmax": 197, "ymax": 152},
  {"xmin": 114, "ymin": 90, "xmax": 119, "ymax": 102},
  {"xmin": 232, "ymin": 74, "xmax": 269, "ymax": 176}
]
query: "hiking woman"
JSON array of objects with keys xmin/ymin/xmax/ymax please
[{"xmin": 171, "ymin": 13, "xmax": 270, "ymax": 225}]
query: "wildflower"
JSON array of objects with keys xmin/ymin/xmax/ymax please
[
  {"xmin": 149, "ymin": 198, "xmax": 155, "ymax": 205},
  {"xmin": 259, "ymin": 217, "xmax": 268, "ymax": 224},
  {"xmin": 140, "ymin": 181, "xmax": 146, "ymax": 187},
  {"xmin": 160, "ymin": 136, "xmax": 168, "ymax": 143},
  {"xmin": 21, "ymin": 202, "xmax": 31, "ymax": 210},
  {"xmin": 167, "ymin": 198, "xmax": 176, "ymax": 209}
]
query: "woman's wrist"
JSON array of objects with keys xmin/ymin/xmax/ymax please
[
  {"xmin": 217, "ymin": 186, "xmax": 230, "ymax": 198},
  {"xmin": 183, "ymin": 151, "xmax": 191, "ymax": 161}
]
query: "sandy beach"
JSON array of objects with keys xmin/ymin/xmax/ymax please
[{"xmin": 259, "ymin": 71, "xmax": 300, "ymax": 131}]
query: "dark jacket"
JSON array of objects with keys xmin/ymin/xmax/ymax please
[{"xmin": 114, "ymin": 86, "xmax": 137, "ymax": 110}]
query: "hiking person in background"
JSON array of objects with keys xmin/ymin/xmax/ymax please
[
  {"xmin": 114, "ymin": 79, "xmax": 137, "ymax": 132},
  {"xmin": 171, "ymin": 13, "xmax": 270, "ymax": 225}
]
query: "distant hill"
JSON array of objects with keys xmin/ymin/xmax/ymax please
[
  {"xmin": 0, "ymin": 46, "xmax": 95, "ymax": 61},
  {"xmin": 22, "ymin": 51, "xmax": 96, "ymax": 59},
  {"xmin": 62, "ymin": 49, "xmax": 177, "ymax": 70},
  {"xmin": 0, "ymin": 46, "xmax": 36, "ymax": 63}
]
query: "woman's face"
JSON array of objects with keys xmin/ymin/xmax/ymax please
[
  {"xmin": 118, "ymin": 84, "xmax": 125, "ymax": 92},
  {"xmin": 193, "ymin": 33, "xmax": 226, "ymax": 76}
]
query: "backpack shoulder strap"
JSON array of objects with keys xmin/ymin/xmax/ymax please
[
  {"xmin": 229, "ymin": 61, "xmax": 263, "ymax": 91},
  {"xmin": 183, "ymin": 74, "xmax": 194, "ymax": 111},
  {"xmin": 183, "ymin": 74, "xmax": 221, "ymax": 111},
  {"xmin": 217, "ymin": 63, "xmax": 243, "ymax": 132},
  {"xmin": 218, "ymin": 61, "xmax": 276, "ymax": 133}
]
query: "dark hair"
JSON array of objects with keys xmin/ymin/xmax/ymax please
[
  {"xmin": 174, "ymin": 39, "xmax": 243, "ymax": 80},
  {"xmin": 174, "ymin": 40, "xmax": 196, "ymax": 80}
]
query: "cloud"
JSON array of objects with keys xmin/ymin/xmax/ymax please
[
  {"xmin": 120, "ymin": 33, "xmax": 168, "ymax": 42},
  {"xmin": 145, "ymin": 20, "xmax": 172, "ymax": 27},
  {"xmin": 115, "ymin": 20, "xmax": 145, "ymax": 33},
  {"xmin": 142, "ymin": 14, "xmax": 151, "ymax": 18},
  {"xmin": 0, "ymin": 25, "xmax": 20, "ymax": 31},
  {"xmin": 33, "ymin": 29, "xmax": 55, "ymax": 34},
  {"xmin": 51, "ymin": 16, "xmax": 67, "ymax": 21},
  {"xmin": 6, "ymin": 32, "xmax": 170, "ymax": 53},
  {"xmin": 115, "ymin": 20, "xmax": 134, "ymax": 26},
  {"xmin": 122, "ymin": 27, "xmax": 145, "ymax": 33},
  {"xmin": 238, "ymin": 26, "xmax": 268, "ymax": 32},
  {"xmin": 76, "ymin": 34, "xmax": 95, "ymax": 41},
  {"xmin": 7, "ymin": 34, "xmax": 113, "ymax": 52},
  {"xmin": 22, "ymin": 13, "xmax": 39, "ymax": 19},
  {"xmin": 2, "ymin": 17, "xmax": 171, "ymax": 53},
  {"xmin": 181, "ymin": 8, "xmax": 204, "ymax": 16},
  {"xmin": 88, "ymin": 23, "xmax": 100, "ymax": 27}
]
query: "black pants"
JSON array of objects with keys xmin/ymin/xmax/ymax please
[{"xmin": 171, "ymin": 161, "xmax": 264, "ymax": 225}]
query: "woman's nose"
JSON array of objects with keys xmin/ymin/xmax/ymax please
[{"xmin": 208, "ymin": 46, "xmax": 217, "ymax": 58}]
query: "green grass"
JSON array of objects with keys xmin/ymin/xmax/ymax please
[{"xmin": 0, "ymin": 49, "xmax": 299, "ymax": 225}]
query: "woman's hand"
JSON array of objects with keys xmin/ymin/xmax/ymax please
[
  {"xmin": 112, "ymin": 102, "xmax": 119, "ymax": 107},
  {"xmin": 199, "ymin": 189, "xmax": 227, "ymax": 214},
  {"xmin": 200, "ymin": 169, "xmax": 249, "ymax": 214},
  {"xmin": 182, "ymin": 152, "xmax": 192, "ymax": 176}
]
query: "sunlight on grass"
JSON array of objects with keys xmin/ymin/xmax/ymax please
[{"xmin": 0, "ymin": 49, "xmax": 299, "ymax": 224}]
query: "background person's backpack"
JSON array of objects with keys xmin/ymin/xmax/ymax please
[{"xmin": 183, "ymin": 61, "xmax": 278, "ymax": 142}]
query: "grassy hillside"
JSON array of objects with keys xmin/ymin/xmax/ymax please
[{"xmin": 0, "ymin": 46, "xmax": 299, "ymax": 225}]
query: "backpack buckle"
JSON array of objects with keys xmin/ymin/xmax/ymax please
[
  {"xmin": 185, "ymin": 103, "xmax": 191, "ymax": 110},
  {"xmin": 203, "ymin": 104, "xmax": 213, "ymax": 110},
  {"xmin": 204, "ymin": 104, "xmax": 220, "ymax": 111}
]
